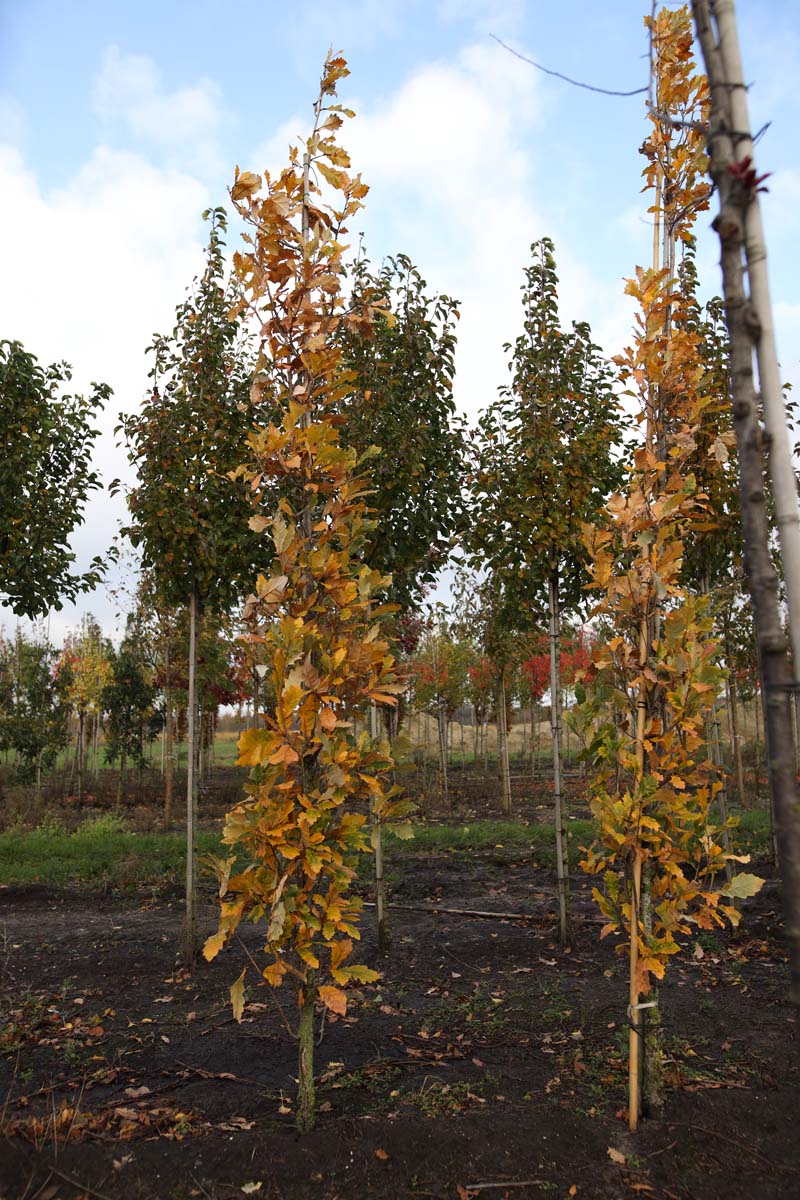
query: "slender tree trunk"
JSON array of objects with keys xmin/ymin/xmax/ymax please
[
  {"xmin": 296, "ymin": 980, "xmax": 316, "ymax": 1134},
  {"xmin": 753, "ymin": 690, "xmax": 762, "ymax": 805},
  {"xmin": 699, "ymin": 578, "xmax": 733, "ymax": 877},
  {"xmin": 548, "ymin": 571, "xmax": 570, "ymax": 947},
  {"xmin": 181, "ymin": 580, "xmax": 199, "ymax": 965},
  {"xmin": 116, "ymin": 748, "xmax": 126, "ymax": 810},
  {"xmin": 641, "ymin": 858, "xmax": 664, "ymax": 1116},
  {"xmin": 76, "ymin": 710, "xmax": 85, "ymax": 804},
  {"xmin": 370, "ymin": 701, "xmax": 389, "ymax": 953},
  {"xmin": 498, "ymin": 672, "xmax": 512, "ymax": 816},
  {"xmin": 723, "ymin": 628, "xmax": 746, "ymax": 807},
  {"xmin": 436, "ymin": 703, "xmax": 449, "ymax": 808},
  {"xmin": 693, "ymin": 0, "xmax": 800, "ymax": 1004},
  {"xmin": 164, "ymin": 646, "xmax": 174, "ymax": 826}
]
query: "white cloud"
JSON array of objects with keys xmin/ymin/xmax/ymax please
[
  {"xmin": 93, "ymin": 46, "xmax": 226, "ymax": 175},
  {"xmin": 0, "ymin": 134, "xmax": 212, "ymax": 640},
  {"xmin": 247, "ymin": 39, "xmax": 633, "ymax": 423}
]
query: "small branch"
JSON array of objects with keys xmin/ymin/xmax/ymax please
[
  {"xmin": 491, "ymin": 34, "xmax": 647, "ymax": 97},
  {"xmin": 668, "ymin": 1123, "xmax": 799, "ymax": 1174},
  {"xmin": 363, "ymin": 900, "xmax": 534, "ymax": 922},
  {"xmin": 235, "ymin": 935, "xmax": 297, "ymax": 1039},
  {"xmin": 464, "ymin": 1182, "xmax": 551, "ymax": 1193},
  {"xmin": 48, "ymin": 1167, "xmax": 115, "ymax": 1200}
]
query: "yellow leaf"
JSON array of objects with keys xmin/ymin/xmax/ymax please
[
  {"xmin": 203, "ymin": 930, "xmax": 226, "ymax": 962},
  {"xmin": 318, "ymin": 985, "xmax": 347, "ymax": 1016},
  {"xmin": 230, "ymin": 969, "xmax": 246, "ymax": 1023},
  {"xmin": 237, "ymin": 728, "xmax": 275, "ymax": 767}
]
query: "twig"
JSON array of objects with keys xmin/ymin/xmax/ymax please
[
  {"xmin": 490, "ymin": 33, "xmax": 647, "ymax": 97},
  {"xmin": 235, "ymin": 935, "xmax": 297, "ymax": 1038},
  {"xmin": 172, "ymin": 1059, "xmax": 262, "ymax": 1088},
  {"xmin": 668, "ymin": 1123, "xmax": 800, "ymax": 1174},
  {"xmin": 440, "ymin": 945, "xmax": 487, "ymax": 975},
  {"xmin": 364, "ymin": 900, "xmax": 534, "ymax": 922},
  {"xmin": 28, "ymin": 1173, "xmax": 55, "ymax": 1200},
  {"xmin": 646, "ymin": 1138, "xmax": 678, "ymax": 1159},
  {"xmin": 464, "ymin": 1182, "xmax": 550, "ymax": 1193},
  {"xmin": 48, "ymin": 1166, "xmax": 116, "ymax": 1200}
]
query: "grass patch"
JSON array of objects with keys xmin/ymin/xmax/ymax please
[
  {"xmin": 0, "ymin": 810, "xmax": 773, "ymax": 890},
  {"xmin": 386, "ymin": 818, "xmax": 595, "ymax": 870},
  {"xmin": 0, "ymin": 817, "xmax": 225, "ymax": 888}
]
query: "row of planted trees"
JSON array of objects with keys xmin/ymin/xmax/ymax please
[
  {"xmin": 0, "ymin": 610, "xmax": 256, "ymax": 809},
  {"xmin": 4, "ymin": 0, "xmax": 797, "ymax": 1143},
  {"xmin": 202, "ymin": 5, "xmax": 800, "ymax": 1139}
]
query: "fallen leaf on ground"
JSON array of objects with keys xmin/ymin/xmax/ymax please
[{"xmin": 608, "ymin": 1146, "xmax": 626, "ymax": 1165}]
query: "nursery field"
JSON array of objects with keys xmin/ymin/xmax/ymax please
[{"xmin": 0, "ymin": 789, "xmax": 795, "ymax": 1200}]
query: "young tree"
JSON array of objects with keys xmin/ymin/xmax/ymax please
[
  {"xmin": 411, "ymin": 620, "xmax": 473, "ymax": 806},
  {"xmin": 338, "ymin": 253, "xmax": 466, "ymax": 610},
  {"xmin": 1, "ymin": 340, "xmax": 110, "ymax": 619},
  {"xmin": 117, "ymin": 208, "xmax": 263, "ymax": 960},
  {"xmin": 2, "ymin": 629, "xmax": 71, "ymax": 798},
  {"xmin": 101, "ymin": 632, "xmax": 156, "ymax": 807},
  {"xmin": 578, "ymin": 6, "xmax": 761, "ymax": 1130},
  {"xmin": 59, "ymin": 615, "xmax": 112, "ymax": 804},
  {"xmin": 203, "ymin": 53, "xmax": 410, "ymax": 1134},
  {"xmin": 468, "ymin": 238, "xmax": 624, "ymax": 944}
]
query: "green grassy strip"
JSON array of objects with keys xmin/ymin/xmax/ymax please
[{"xmin": 0, "ymin": 811, "xmax": 772, "ymax": 890}]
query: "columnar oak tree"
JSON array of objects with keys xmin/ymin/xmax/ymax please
[
  {"xmin": 202, "ymin": 53, "xmax": 410, "ymax": 1134},
  {"xmin": 578, "ymin": 6, "xmax": 760, "ymax": 1130}
]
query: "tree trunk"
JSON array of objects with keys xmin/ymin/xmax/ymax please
[
  {"xmin": 116, "ymin": 748, "xmax": 126, "ymax": 811},
  {"xmin": 76, "ymin": 709, "xmax": 85, "ymax": 805},
  {"xmin": 693, "ymin": 0, "xmax": 800, "ymax": 1004},
  {"xmin": 436, "ymin": 704, "xmax": 449, "ymax": 808},
  {"xmin": 548, "ymin": 571, "xmax": 570, "ymax": 947},
  {"xmin": 164, "ymin": 651, "xmax": 174, "ymax": 826},
  {"xmin": 641, "ymin": 858, "xmax": 664, "ymax": 1116},
  {"xmin": 723, "ymin": 628, "xmax": 747, "ymax": 807},
  {"xmin": 498, "ymin": 672, "xmax": 512, "ymax": 816},
  {"xmin": 181, "ymin": 580, "xmax": 199, "ymax": 965},
  {"xmin": 370, "ymin": 701, "xmax": 389, "ymax": 953},
  {"xmin": 296, "ymin": 980, "xmax": 316, "ymax": 1134},
  {"xmin": 753, "ymin": 689, "xmax": 762, "ymax": 805}
]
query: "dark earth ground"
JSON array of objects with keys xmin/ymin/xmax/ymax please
[{"xmin": 1, "ymin": 837, "xmax": 797, "ymax": 1200}]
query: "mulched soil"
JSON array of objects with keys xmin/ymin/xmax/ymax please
[{"xmin": 1, "ymin": 847, "xmax": 797, "ymax": 1200}]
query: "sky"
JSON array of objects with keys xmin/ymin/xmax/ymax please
[{"xmin": 2, "ymin": 0, "xmax": 799, "ymax": 644}]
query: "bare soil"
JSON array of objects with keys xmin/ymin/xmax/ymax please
[{"xmin": 1, "ymin": 848, "xmax": 797, "ymax": 1200}]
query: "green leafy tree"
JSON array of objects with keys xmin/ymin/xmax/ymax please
[
  {"xmin": 1, "ymin": 629, "xmax": 71, "ymax": 796},
  {"xmin": 411, "ymin": 617, "xmax": 474, "ymax": 806},
  {"xmin": 1, "ymin": 340, "xmax": 110, "ymax": 618},
  {"xmin": 101, "ymin": 632, "xmax": 156, "ymax": 806},
  {"xmin": 339, "ymin": 253, "xmax": 466, "ymax": 611},
  {"xmin": 116, "ymin": 207, "xmax": 263, "ymax": 960},
  {"xmin": 468, "ymin": 239, "xmax": 625, "ymax": 943}
]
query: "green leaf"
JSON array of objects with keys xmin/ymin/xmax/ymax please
[{"xmin": 722, "ymin": 872, "xmax": 764, "ymax": 900}]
